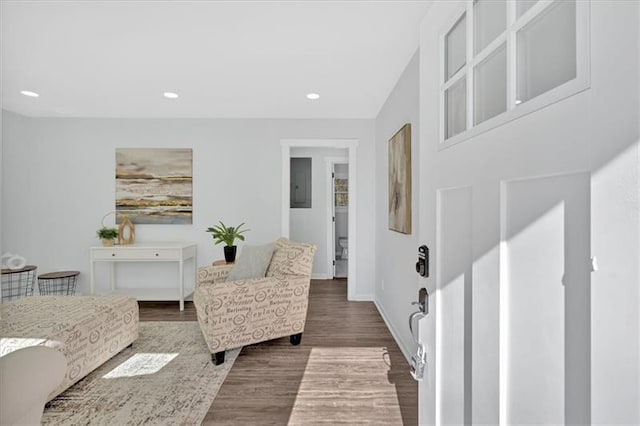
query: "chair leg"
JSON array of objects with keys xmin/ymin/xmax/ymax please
[
  {"xmin": 212, "ymin": 351, "xmax": 225, "ymax": 365},
  {"xmin": 290, "ymin": 333, "xmax": 303, "ymax": 346}
]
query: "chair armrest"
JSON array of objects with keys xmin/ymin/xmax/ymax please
[
  {"xmin": 193, "ymin": 274, "xmax": 312, "ymax": 352},
  {"xmin": 197, "ymin": 263, "xmax": 233, "ymax": 288},
  {"xmin": 195, "ymin": 274, "xmax": 311, "ymax": 306}
]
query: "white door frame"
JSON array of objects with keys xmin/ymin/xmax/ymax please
[
  {"xmin": 281, "ymin": 139, "xmax": 358, "ymax": 300},
  {"xmin": 325, "ymin": 156, "xmax": 349, "ymax": 278}
]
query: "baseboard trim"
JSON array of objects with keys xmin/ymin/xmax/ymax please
[
  {"xmin": 311, "ymin": 273, "xmax": 332, "ymax": 280},
  {"xmin": 349, "ymin": 293, "xmax": 374, "ymax": 301},
  {"xmin": 374, "ymin": 298, "xmax": 413, "ymax": 364}
]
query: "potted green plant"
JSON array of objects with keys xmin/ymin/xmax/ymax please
[
  {"xmin": 97, "ymin": 227, "xmax": 119, "ymax": 247},
  {"xmin": 206, "ymin": 222, "xmax": 249, "ymax": 262}
]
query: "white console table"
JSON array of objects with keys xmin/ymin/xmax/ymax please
[{"xmin": 89, "ymin": 242, "xmax": 197, "ymax": 311}]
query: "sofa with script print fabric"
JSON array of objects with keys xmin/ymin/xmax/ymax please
[{"xmin": 0, "ymin": 295, "xmax": 139, "ymax": 399}]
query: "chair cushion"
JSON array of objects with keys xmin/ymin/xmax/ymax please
[
  {"xmin": 265, "ymin": 238, "xmax": 316, "ymax": 278},
  {"xmin": 227, "ymin": 243, "xmax": 275, "ymax": 281}
]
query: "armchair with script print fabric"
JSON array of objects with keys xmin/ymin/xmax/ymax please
[{"xmin": 194, "ymin": 238, "xmax": 316, "ymax": 365}]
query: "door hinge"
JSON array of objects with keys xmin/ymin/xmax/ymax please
[
  {"xmin": 333, "ymin": 260, "xmax": 336, "ymax": 265},
  {"xmin": 332, "ymin": 172, "xmax": 335, "ymax": 178},
  {"xmin": 332, "ymin": 216, "xmax": 335, "ymax": 222}
]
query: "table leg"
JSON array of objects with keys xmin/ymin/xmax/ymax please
[
  {"xmin": 90, "ymin": 260, "xmax": 95, "ymax": 294},
  {"xmin": 179, "ymin": 259, "xmax": 184, "ymax": 311},
  {"xmin": 194, "ymin": 248, "xmax": 198, "ymax": 290},
  {"xmin": 110, "ymin": 262, "xmax": 115, "ymax": 293}
]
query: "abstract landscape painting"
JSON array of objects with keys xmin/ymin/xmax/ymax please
[
  {"xmin": 116, "ymin": 148, "xmax": 193, "ymax": 224},
  {"xmin": 388, "ymin": 124, "xmax": 411, "ymax": 234}
]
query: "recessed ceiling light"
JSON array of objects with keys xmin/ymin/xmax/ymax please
[
  {"xmin": 306, "ymin": 93, "xmax": 320, "ymax": 100},
  {"xmin": 163, "ymin": 92, "xmax": 179, "ymax": 99},
  {"xmin": 21, "ymin": 90, "xmax": 39, "ymax": 98}
]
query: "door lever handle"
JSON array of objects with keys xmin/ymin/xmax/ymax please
[
  {"xmin": 409, "ymin": 310, "xmax": 427, "ymax": 381},
  {"xmin": 409, "ymin": 287, "xmax": 429, "ymax": 381},
  {"xmin": 409, "ymin": 311, "xmax": 425, "ymax": 338}
]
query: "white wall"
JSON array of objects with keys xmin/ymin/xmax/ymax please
[
  {"xmin": 0, "ymin": 111, "xmax": 3, "ymax": 271},
  {"xmin": 418, "ymin": 2, "xmax": 639, "ymax": 425},
  {"xmin": 290, "ymin": 147, "xmax": 347, "ymax": 278},
  {"xmin": 1, "ymin": 113, "xmax": 376, "ymax": 299},
  {"xmin": 1, "ymin": 111, "xmax": 33, "ymax": 270},
  {"xmin": 374, "ymin": 50, "xmax": 421, "ymax": 361},
  {"xmin": 0, "ymin": 110, "xmax": 4, "ymax": 296}
]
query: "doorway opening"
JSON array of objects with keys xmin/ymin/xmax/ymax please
[
  {"xmin": 281, "ymin": 139, "xmax": 358, "ymax": 300},
  {"xmin": 327, "ymin": 158, "xmax": 349, "ymax": 278}
]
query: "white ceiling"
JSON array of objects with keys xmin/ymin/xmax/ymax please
[{"xmin": 1, "ymin": 1, "xmax": 432, "ymax": 119}]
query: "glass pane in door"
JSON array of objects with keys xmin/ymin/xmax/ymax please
[
  {"xmin": 516, "ymin": 0, "xmax": 576, "ymax": 103},
  {"xmin": 446, "ymin": 13, "xmax": 467, "ymax": 80},
  {"xmin": 474, "ymin": 44, "xmax": 507, "ymax": 125},
  {"xmin": 474, "ymin": 0, "xmax": 506, "ymax": 54}
]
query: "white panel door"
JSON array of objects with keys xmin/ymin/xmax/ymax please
[
  {"xmin": 503, "ymin": 172, "xmax": 590, "ymax": 425},
  {"xmin": 417, "ymin": 4, "xmax": 638, "ymax": 425}
]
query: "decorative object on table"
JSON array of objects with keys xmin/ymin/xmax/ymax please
[
  {"xmin": 1, "ymin": 265, "xmax": 37, "ymax": 302},
  {"xmin": 41, "ymin": 322, "xmax": 239, "ymax": 426},
  {"xmin": 1, "ymin": 252, "xmax": 27, "ymax": 270},
  {"xmin": 206, "ymin": 222, "xmax": 249, "ymax": 263},
  {"xmin": 388, "ymin": 123, "xmax": 412, "ymax": 234},
  {"xmin": 96, "ymin": 227, "xmax": 119, "ymax": 246},
  {"xmin": 38, "ymin": 271, "xmax": 80, "ymax": 296},
  {"xmin": 115, "ymin": 148, "xmax": 193, "ymax": 225},
  {"xmin": 0, "ymin": 253, "xmax": 10, "ymax": 269},
  {"xmin": 117, "ymin": 215, "xmax": 135, "ymax": 245}
]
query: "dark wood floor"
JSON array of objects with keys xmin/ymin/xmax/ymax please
[{"xmin": 139, "ymin": 279, "xmax": 418, "ymax": 425}]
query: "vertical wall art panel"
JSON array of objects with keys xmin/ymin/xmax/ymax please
[
  {"xmin": 116, "ymin": 148, "xmax": 193, "ymax": 224},
  {"xmin": 388, "ymin": 123, "xmax": 412, "ymax": 234}
]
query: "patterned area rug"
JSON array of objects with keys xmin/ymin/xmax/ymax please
[{"xmin": 42, "ymin": 321, "xmax": 240, "ymax": 426}]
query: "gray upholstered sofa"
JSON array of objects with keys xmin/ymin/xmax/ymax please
[
  {"xmin": 0, "ymin": 295, "xmax": 139, "ymax": 399},
  {"xmin": 194, "ymin": 238, "xmax": 316, "ymax": 364}
]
